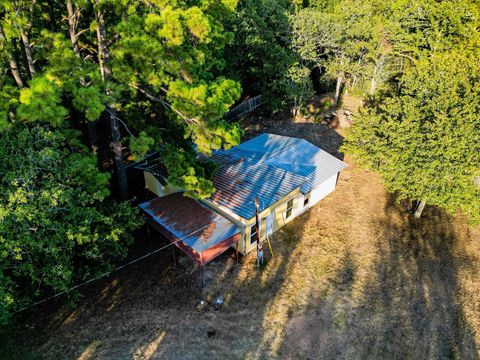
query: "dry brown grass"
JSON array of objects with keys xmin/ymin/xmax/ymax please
[{"xmin": 4, "ymin": 123, "xmax": 479, "ymax": 359}]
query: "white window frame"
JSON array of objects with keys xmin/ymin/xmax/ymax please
[
  {"xmin": 286, "ymin": 198, "xmax": 294, "ymax": 219},
  {"xmin": 250, "ymin": 224, "xmax": 257, "ymax": 245}
]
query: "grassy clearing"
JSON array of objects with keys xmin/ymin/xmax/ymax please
[{"xmin": 2, "ymin": 123, "xmax": 479, "ymax": 359}]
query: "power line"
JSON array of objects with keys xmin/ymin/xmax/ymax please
[{"xmin": 14, "ymin": 219, "xmax": 232, "ymax": 314}]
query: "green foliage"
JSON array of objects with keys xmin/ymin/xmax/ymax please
[
  {"xmin": 291, "ymin": 0, "xmax": 480, "ymax": 104},
  {"xmin": 292, "ymin": 0, "xmax": 380, "ymax": 95},
  {"xmin": 110, "ymin": 0, "xmax": 242, "ymax": 196},
  {"xmin": 384, "ymin": 0, "xmax": 480, "ymax": 58},
  {"xmin": 283, "ymin": 63, "xmax": 314, "ymax": 113},
  {"xmin": 290, "ymin": 0, "xmax": 480, "ymax": 220},
  {"xmin": 129, "ymin": 131, "xmax": 155, "ymax": 160},
  {"xmin": 0, "ymin": 81, "xmax": 18, "ymax": 131},
  {"xmin": 72, "ymin": 86, "xmax": 106, "ymax": 121},
  {"xmin": 37, "ymin": 31, "xmax": 107, "ymax": 123},
  {"xmin": 162, "ymin": 145, "xmax": 215, "ymax": 199},
  {"xmin": 0, "ymin": 124, "xmax": 141, "ymax": 323},
  {"xmin": 167, "ymin": 78, "xmax": 241, "ymax": 122},
  {"xmin": 188, "ymin": 119, "xmax": 243, "ymax": 154},
  {"xmin": 17, "ymin": 76, "xmax": 68, "ymax": 126},
  {"xmin": 343, "ymin": 50, "xmax": 480, "ymax": 221},
  {"xmin": 226, "ymin": 0, "xmax": 296, "ymax": 111}
]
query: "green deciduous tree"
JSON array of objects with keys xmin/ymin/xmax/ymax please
[
  {"xmin": 291, "ymin": 0, "xmax": 480, "ymax": 103},
  {"xmin": 0, "ymin": 124, "xmax": 140, "ymax": 323},
  {"xmin": 292, "ymin": 0, "xmax": 382, "ymax": 104},
  {"xmin": 343, "ymin": 50, "xmax": 480, "ymax": 220}
]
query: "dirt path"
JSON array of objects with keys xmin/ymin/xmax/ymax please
[{"xmin": 4, "ymin": 120, "xmax": 479, "ymax": 359}]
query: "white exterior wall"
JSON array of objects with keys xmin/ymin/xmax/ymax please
[
  {"xmin": 309, "ymin": 173, "xmax": 338, "ymax": 207},
  {"xmin": 240, "ymin": 173, "xmax": 340, "ymax": 255},
  {"xmin": 144, "ymin": 171, "xmax": 180, "ymax": 198},
  {"xmin": 295, "ymin": 173, "xmax": 338, "ymax": 216}
]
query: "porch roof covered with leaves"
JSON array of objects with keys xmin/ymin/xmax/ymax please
[{"xmin": 139, "ymin": 192, "xmax": 241, "ymax": 266}]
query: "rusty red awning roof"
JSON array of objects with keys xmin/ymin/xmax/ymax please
[{"xmin": 139, "ymin": 193, "xmax": 241, "ymax": 266}]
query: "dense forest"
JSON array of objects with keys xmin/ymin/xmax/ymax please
[{"xmin": 0, "ymin": 0, "xmax": 479, "ymax": 324}]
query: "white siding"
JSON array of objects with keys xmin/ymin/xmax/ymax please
[
  {"xmin": 295, "ymin": 192, "xmax": 305, "ymax": 216},
  {"xmin": 295, "ymin": 173, "xmax": 338, "ymax": 216},
  {"xmin": 144, "ymin": 171, "xmax": 180, "ymax": 198},
  {"xmin": 309, "ymin": 173, "xmax": 338, "ymax": 207}
]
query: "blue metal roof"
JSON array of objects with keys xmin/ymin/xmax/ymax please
[
  {"xmin": 209, "ymin": 156, "xmax": 307, "ymax": 219},
  {"xmin": 141, "ymin": 134, "xmax": 347, "ymax": 221},
  {"xmin": 208, "ymin": 133, "xmax": 347, "ymax": 219}
]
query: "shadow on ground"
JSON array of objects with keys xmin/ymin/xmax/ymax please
[
  {"xmin": 242, "ymin": 112, "xmax": 346, "ymax": 160},
  {"xmin": 271, "ymin": 194, "xmax": 479, "ymax": 360}
]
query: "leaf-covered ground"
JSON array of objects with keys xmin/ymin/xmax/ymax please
[{"xmin": 3, "ymin": 115, "xmax": 479, "ymax": 359}]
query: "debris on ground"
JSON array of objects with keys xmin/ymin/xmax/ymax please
[
  {"xmin": 207, "ymin": 327, "xmax": 216, "ymax": 338},
  {"xmin": 213, "ymin": 296, "xmax": 224, "ymax": 310}
]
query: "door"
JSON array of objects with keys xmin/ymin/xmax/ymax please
[{"xmin": 265, "ymin": 213, "xmax": 274, "ymax": 237}]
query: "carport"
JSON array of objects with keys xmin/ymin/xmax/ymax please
[{"xmin": 139, "ymin": 193, "xmax": 241, "ymax": 272}]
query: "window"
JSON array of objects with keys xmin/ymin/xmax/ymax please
[
  {"xmin": 304, "ymin": 195, "xmax": 310, "ymax": 207},
  {"xmin": 250, "ymin": 224, "xmax": 257, "ymax": 245},
  {"xmin": 286, "ymin": 198, "xmax": 294, "ymax": 218}
]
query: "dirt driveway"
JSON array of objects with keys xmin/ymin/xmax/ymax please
[{"xmin": 4, "ymin": 120, "xmax": 479, "ymax": 360}]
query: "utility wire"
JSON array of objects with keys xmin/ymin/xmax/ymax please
[{"xmin": 14, "ymin": 218, "xmax": 233, "ymax": 314}]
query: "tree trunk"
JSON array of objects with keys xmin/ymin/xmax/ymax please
[
  {"xmin": 66, "ymin": 1, "xmax": 99, "ymax": 155},
  {"xmin": 66, "ymin": 0, "xmax": 80, "ymax": 56},
  {"xmin": 370, "ymin": 63, "xmax": 379, "ymax": 97},
  {"xmin": 351, "ymin": 74, "xmax": 358, "ymax": 88},
  {"xmin": 20, "ymin": 0, "xmax": 36, "ymax": 78},
  {"xmin": 96, "ymin": 7, "xmax": 112, "ymax": 82},
  {"xmin": 8, "ymin": 57, "xmax": 24, "ymax": 88},
  {"xmin": 0, "ymin": 24, "xmax": 24, "ymax": 88},
  {"xmin": 20, "ymin": 31, "xmax": 35, "ymax": 77},
  {"xmin": 292, "ymin": 97, "xmax": 298, "ymax": 116},
  {"xmin": 86, "ymin": 122, "xmax": 100, "ymax": 155},
  {"xmin": 96, "ymin": 4, "xmax": 128, "ymax": 201},
  {"xmin": 369, "ymin": 78, "xmax": 377, "ymax": 97},
  {"xmin": 413, "ymin": 200, "xmax": 426, "ymax": 219},
  {"xmin": 108, "ymin": 106, "xmax": 129, "ymax": 201},
  {"xmin": 334, "ymin": 75, "xmax": 343, "ymax": 106}
]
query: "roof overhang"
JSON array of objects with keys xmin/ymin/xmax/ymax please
[{"xmin": 139, "ymin": 193, "xmax": 241, "ymax": 266}]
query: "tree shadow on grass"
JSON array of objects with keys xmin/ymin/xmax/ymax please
[
  {"xmin": 274, "ymin": 193, "xmax": 479, "ymax": 359},
  {"xmin": 243, "ymin": 117, "xmax": 346, "ymax": 161}
]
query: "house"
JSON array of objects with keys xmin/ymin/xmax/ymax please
[{"xmin": 137, "ymin": 133, "xmax": 347, "ymax": 267}]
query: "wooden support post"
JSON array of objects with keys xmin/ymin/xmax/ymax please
[
  {"xmin": 266, "ymin": 236, "xmax": 275, "ymax": 259},
  {"xmin": 236, "ymin": 245, "xmax": 239, "ymax": 265}
]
